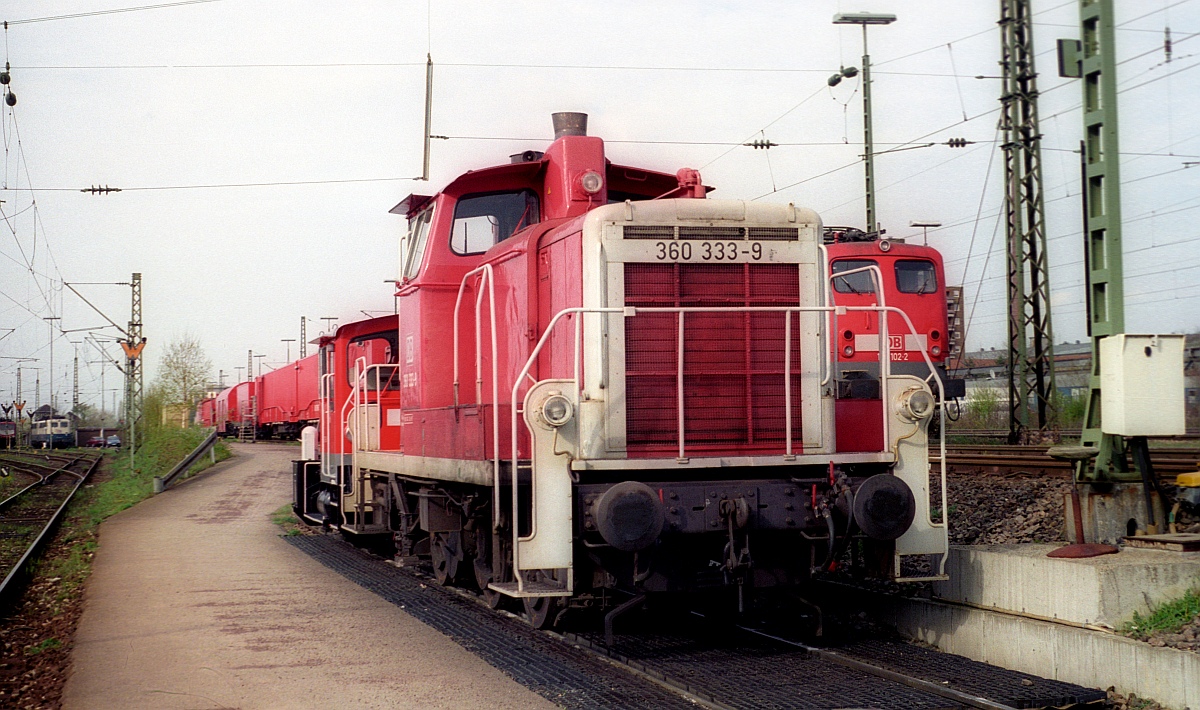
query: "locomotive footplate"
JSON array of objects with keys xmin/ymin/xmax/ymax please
[{"xmin": 578, "ymin": 479, "xmax": 823, "ymax": 537}]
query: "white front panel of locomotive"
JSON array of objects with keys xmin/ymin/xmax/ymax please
[{"xmin": 577, "ymin": 200, "xmax": 827, "ymax": 461}]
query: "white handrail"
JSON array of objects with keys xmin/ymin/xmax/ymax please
[
  {"xmin": 823, "ymin": 262, "xmax": 947, "ymax": 535},
  {"xmin": 509, "ymin": 307, "xmax": 625, "ymax": 589},
  {"xmin": 451, "ymin": 264, "xmax": 501, "ymax": 531},
  {"xmin": 879, "ymin": 305, "xmax": 948, "ymax": 537},
  {"xmin": 677, "ymin": 312, "xmax": 685, "ymax": 460},
  {"xmin": 497, "ymin": 295, "xmax": 942, "ymax": 589},
  {"xmin": 319, "ymin": 371, "xmax": 333, "ymax": 479},
  {"xmin": 826, "ymin": 263, "xmax": 890, "ymax": 450}
]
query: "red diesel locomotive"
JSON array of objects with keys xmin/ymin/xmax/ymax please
[{"xmin": 284, "ymin": 113, "xmax": 953, "ymax": 627}]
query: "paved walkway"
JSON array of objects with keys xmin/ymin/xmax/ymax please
[{"xmin": 63, "ymin": 443, "xmax": 556, "ymax": 710}]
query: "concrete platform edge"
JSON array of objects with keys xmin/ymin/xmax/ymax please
[{"xmin": 878, "ymin": 593, "xmax": 1199, "ymax": 710}]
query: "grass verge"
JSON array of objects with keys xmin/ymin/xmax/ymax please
[
  {"xmin": 271, "ymin": 503, "xmax": 307, "ymax": 537},
  {"xmin": 1123, "ymin": 588, "xmax": 1200, "ymax": 639}
]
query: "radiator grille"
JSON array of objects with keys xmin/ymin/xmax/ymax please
[
  {"xmin": 679, "ymin": 226, "xmax": 744, "ymax": 240},
  {"xmin": 623, "ymin": 225, "xmax": 799, "ymax": 241},
  {"xmin": 624, "ymin": 225, "xmax": 676, "ymax": 240},
  {"xmin": 624, "ymin": 263, "xmax": 803, "ymax": 454},
  {"xmin": 749, "ymin": 226, "xmax": 800, "ymax": 241}
]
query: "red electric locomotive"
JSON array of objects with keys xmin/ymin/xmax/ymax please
[
  {"xmin": 293, "ymin": 113, "xmax": 950, "ymax": 626},
  {"xmin": 824, "ymin": 228, "xmax": 965, "ymax": 451}
]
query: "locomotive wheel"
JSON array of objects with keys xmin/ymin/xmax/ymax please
[
  {"xmin": 474, "ymin": 557, "xmax": 503, "ymax": 609},
  {"xmin": 430, "ymin": 531, "xmax": 463, "ymax": 586},
  {"xmin": 522, "ymin": 570, "xmax": 565, "ymax": 628},
  {"xmin": 523, "ymin": 595, "xmax": 563, "ymax": 629}
]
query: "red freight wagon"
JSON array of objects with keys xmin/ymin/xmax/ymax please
[
  {"xmin": 256, "ymin": 353, "xmax": 320, "ymax": 439},
  {"xmin": 196, "ymin": 397, "xmax": 217, "ymax": 428},
  {"xmin": 215, "ymin": 381, "xmax": 255, "ymax": 438},
  {"xmin": 294, "ymin": 354, "xmax": 320, "ymax": 424}
]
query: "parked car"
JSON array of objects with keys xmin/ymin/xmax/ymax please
[
  {"xmin": 105, "ymin": 435, "xmax": 122, "ymax": 448},
  {"xmin": 86, "ymin": 435, "xmax": 106, "ymax": 448}
]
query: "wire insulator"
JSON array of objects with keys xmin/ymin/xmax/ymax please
[{"xmin": 744, "ymin": 139, "xmax": 778, "ymax": 150}]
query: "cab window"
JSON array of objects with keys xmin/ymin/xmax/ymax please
[
  {"xmin": 402, "ymin": 207, "xmax": 434, "ymax": 279},
  {"xmin": 895, "ymin": 260, "xmax": 938, "ymax": 294},
  {"xmin": 831, "ymin": 259, "xmax": 878, "ymax": 294},
  {"xmin": 345, "ymin": 334, "xmax": 400, "ymax": 389},
  {"xmin": 451, "ymin": 190, "xmax": 540, "ymax": 255}
]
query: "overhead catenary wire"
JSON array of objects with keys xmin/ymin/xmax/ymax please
[
  {"xmin": 0, "ymin": 0, "xmax": 1196, "ymax": 367},
  {"xmin": 5, "ymin": 0, "xmax": 226, "ymax": 26}
]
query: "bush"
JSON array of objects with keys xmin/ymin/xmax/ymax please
[{"xmin": 958, "ymin": 387, "xmax": 1005, "ymax": 430}]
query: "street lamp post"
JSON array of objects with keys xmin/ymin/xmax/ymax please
[
  {"xmin": 833, "ymin": 12, "xmax": 897, "ymax": 235},
  {"xmin": 281, "ymin": 339, "xmax": 296, "ymax": 362}
]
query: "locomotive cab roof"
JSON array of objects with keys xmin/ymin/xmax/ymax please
[{"xmin": 390, "ymin": 112, "xmax": 708, "ymax": 223}]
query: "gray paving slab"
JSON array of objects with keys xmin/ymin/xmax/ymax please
[{"xmin": 62, "ymin": 442, "xmax": 558, "ymax": 710}]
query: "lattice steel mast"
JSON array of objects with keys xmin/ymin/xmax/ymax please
[
  {"xmin": 1000, "ymin": 0, "xmax": 1056, "ymax": 443},
  {"xmin": 1059, "ymin": 0, "xmax": 1132, "ymax": 481},
  {"xmin": 122, "ymin": 273, "xmax": 145, "ymax": 459}
]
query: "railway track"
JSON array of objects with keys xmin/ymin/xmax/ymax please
[
  {"xmin": 0, "ymin": 450, "xmax": 101, "ymax": 606},
  {"xmin": 946, "ymin": 429, "xmax": 1200, "ymax": 441},
  {"xmin": 934, "ymin": 444, "xmax": 1200, "ymax": 480},
  {"xmin": 291, "ymin": 532, "xmax": 1106, "ymax": 709}
]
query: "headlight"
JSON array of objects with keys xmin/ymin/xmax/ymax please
[
  {"xmin": 898, "ymin": 387, "xmax": 934, "ymax": 421},
  {"xmin": 540, "ymin": 393, "xmax": 574, "ymax": 427},
  {"xmin": 580, "ymin": 170, "xmax": 604, "ymax": 194}
]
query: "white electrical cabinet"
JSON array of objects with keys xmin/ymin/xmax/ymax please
[{"xmin": 1099, "ymin": 334, "xmax": 1185, "ymax": 436}]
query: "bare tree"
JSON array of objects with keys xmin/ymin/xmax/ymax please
[{"xmin": 156, "ymin": 334, "xmax": 213, "ymax": 420}]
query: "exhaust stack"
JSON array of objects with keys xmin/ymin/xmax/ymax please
[{"xmin": 552, "ymin": 112, "xmax": 588, "ymax": 139}]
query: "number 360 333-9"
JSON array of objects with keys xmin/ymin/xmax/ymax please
[{"xmin": 654, "ymin": 241, "xmax": 763, "ymax": 262}]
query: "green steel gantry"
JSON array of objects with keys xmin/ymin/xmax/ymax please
[{"xmin": 1058, "ymin": 0, "xmax": 1136, "ymax": 481}]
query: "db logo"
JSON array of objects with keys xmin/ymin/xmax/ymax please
[{"xmin": 888, "ymin": 335, "xmax": 904, "ymax": 351}]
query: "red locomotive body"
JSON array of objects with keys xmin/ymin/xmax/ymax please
[
  {"xmin": 292, "ymin": 113, "xmax": 951, "ymax": 624},
  {"xmin": 824, "ymin": 234, "xmax": 964, "ymax": 452}
]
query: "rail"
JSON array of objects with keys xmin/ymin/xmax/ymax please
[
  {"xmin": 0, "ymin": 452, "xmax": 99, "ymax": 606},
  {"xmin": 153, "ymin": 429, "xmax": 219, "ymax": 493}
]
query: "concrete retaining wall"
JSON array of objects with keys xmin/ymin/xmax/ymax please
[{"xmin": 881, "ymin": 595, "xmax": 1200, "ymax": 710}]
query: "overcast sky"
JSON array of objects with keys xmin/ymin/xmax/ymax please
[{"xmin": 1, "ymin": 0, "xmax": 1197, "ymax": 414}]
